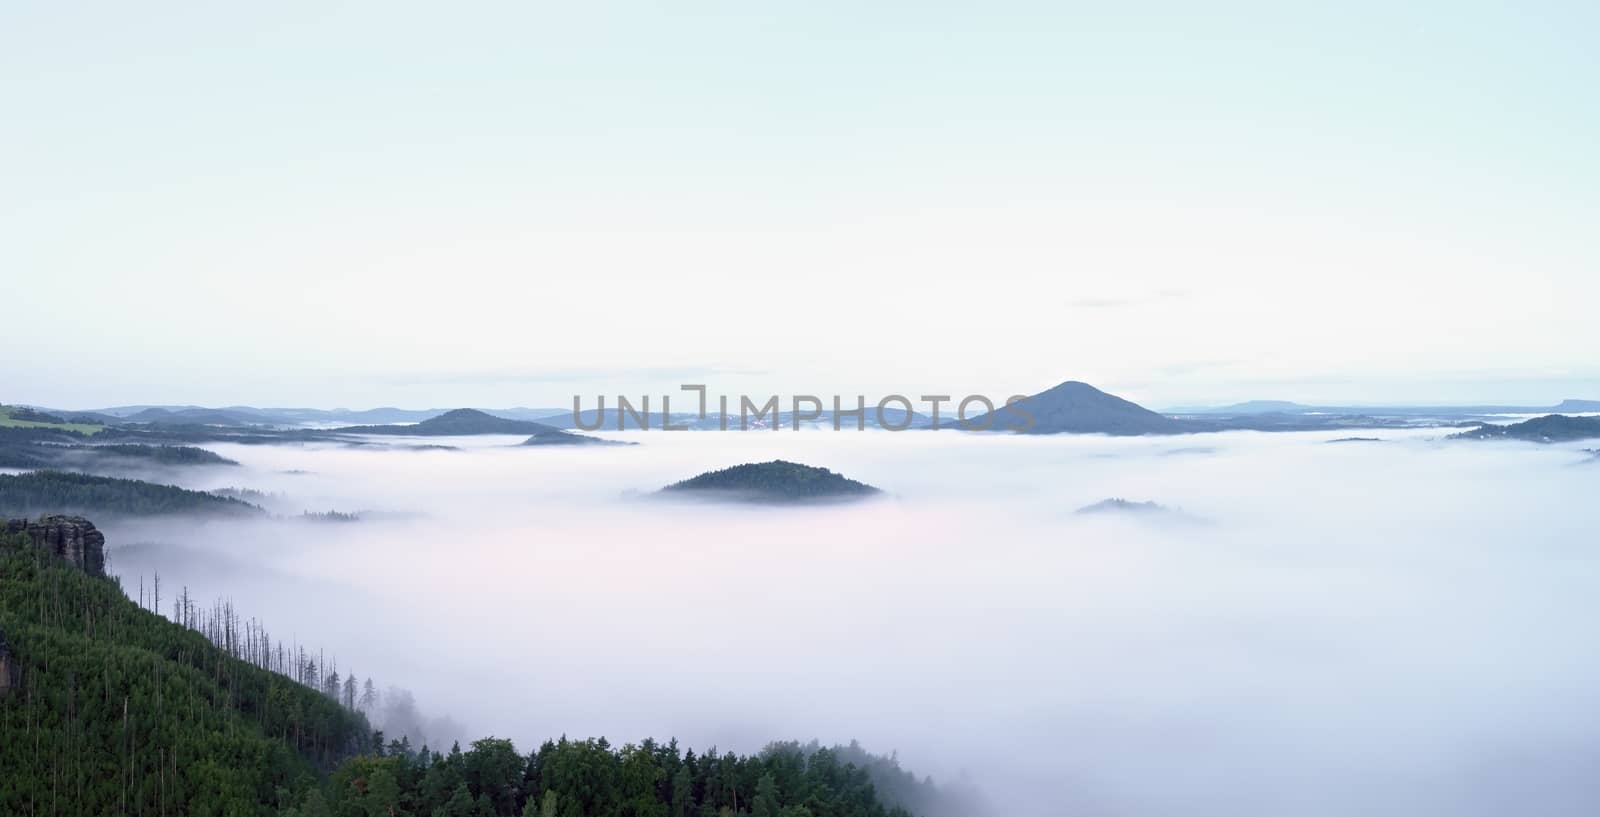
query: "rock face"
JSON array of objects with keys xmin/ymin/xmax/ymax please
[{"xmin": 4, "ymin": 514, "xmax": 107, "ymax": 577}]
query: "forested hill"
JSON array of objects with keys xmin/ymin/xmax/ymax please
[
  {"xmin": 660, "ymin": 461, "xmax": 882, "ymax": 504},
  {"xmin": 1, "ymin": 515, "xmax": 965, "ymax": 817},
  {"xmin": 0, "ymin": 525, "xmax": 375, "ymax": 816},
  {"xmin": 0, "ymin": 430, "xmax": 238, "ymax": 471},
  {"xmin": 0, "ymin": 470, "xmax": 264, "ymax": 517},
  {"xmin": 1, "ymin": 521, "xmax": 952, "ymax": 817}
]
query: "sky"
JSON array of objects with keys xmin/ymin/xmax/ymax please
[{"xmin": 3, "ymin": 1, "xmax": 1597, "ymax": 409}]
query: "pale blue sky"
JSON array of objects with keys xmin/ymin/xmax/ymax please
[{"xmin": 4, "ymin": 2, "xmax": 1596, "ymax": 408}]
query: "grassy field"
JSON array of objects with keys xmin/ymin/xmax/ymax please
[{"xmin": 0, "ymin": 406, "xmax": 104, "ymax": 435}]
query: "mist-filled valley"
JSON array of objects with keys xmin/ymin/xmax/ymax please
[
  {"xmin": 86, "ymin": 429, "xmax": 1600, "ymax": 817},
  {"xmin": 8, "ymin": 4, "xmax": 1599, "ymax": 814}
]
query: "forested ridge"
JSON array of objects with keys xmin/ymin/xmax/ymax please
[
  {"xmin": 61, "ymin": 443, "xmax": 239, "ymax": 466},
  {"xmin": 0, "ymin": 527, "xmax": 374, "ymax": 816},
  {"xmin": 1, "ymin": 525, "xmax": 962, "ymax": 817},
  {"xmin": 0, "ymin": 434, "xmax": 239, "ymax": 471},
  {"xmin": 0, "ymin": 471, "xmax": 263, "ymax": 517},
  {"xmin": 1452, "ymin": 414, "xmax": 1600, "ymax": 442}
]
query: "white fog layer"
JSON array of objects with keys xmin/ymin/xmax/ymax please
[{"xmin": 104, "ymin": 430, "xmax": 1600, "ymax": 817}]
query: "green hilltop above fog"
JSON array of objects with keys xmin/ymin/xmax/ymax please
[{"xmin": 660, "ymin": 460, "xmax": 882, "ymax": 504}]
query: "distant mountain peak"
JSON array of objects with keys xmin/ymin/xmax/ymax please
[
  {"xmin": 1554, "ymin": 399, "xmax": 1600, "ymax": 412},
  {"xmin": 338, "ymin": 407, "xmax": 601, "ymax": 441},
  {"xmin": 419, "ymin": 408, "xmax": 495, "ymax": 425},
  {"xmin": 955, "ymin": 379, "xmax": 1186, "ymax": 435}
]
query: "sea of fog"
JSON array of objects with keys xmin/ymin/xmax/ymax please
[{"xmin": 102, "ymin": 429, "xmax": 1600, "ymax": 817}]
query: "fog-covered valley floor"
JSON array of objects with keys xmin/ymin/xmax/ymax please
[{"xmin": 104, "ymin": 429, "xmax": 1600, "ymax": 817}]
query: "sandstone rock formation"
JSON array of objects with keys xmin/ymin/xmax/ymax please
[{"xmin": 3, "ymin": 514, "xmax": 107, "ymax": 577}]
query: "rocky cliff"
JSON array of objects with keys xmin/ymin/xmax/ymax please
[{"xmin": 3, "ymin": 514, "xmax": 107, "ymax": 577}]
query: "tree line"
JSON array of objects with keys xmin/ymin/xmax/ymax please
[
  {"xmin": 2, "ymin": 527, "xmax": 958, "ymax": 817},
  {"xmin": 0, "ymin": 527, "xmax": 374, "ymax": 816},
  {"xmin": 0, "ymin": 470, "xmax": 264, "ymax": 517},
  {"xmin": 284, "ymin": 736, "xmax": 920, "ymax": 817}
]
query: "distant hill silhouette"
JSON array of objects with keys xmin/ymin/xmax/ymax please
[
  {"xmin": 659, "ymin": 460, "xmax": 881, "ymax": 504},
  {"xmin": 953, "ymin": 381, "xmax": 1187, "ymax": 435},
  {"xmin": 521, "ymin": 429, "xmax": 633, "ymax": 446},
  {"xmin": 1075, "ymin": 498, "xmax": 1171, "ymax": 516},
  {"xmin": 1186, "ymin": 400, "xmax": 1307, "ymax": 415},
  {"xmin": 338, "ymin": 408, "xmax": 573, "ymax": 437},
  {"xmin": 123, "ymin": 407, "xmax": 277, "ymax": 427},
  {"xmin": 540, "ymin": 406, "xmax": 930, "ymax": 431},
  {"xmin": 337, "ymin": 408, "xmax": 615, "ymax": 445},
  {"xmin": 1452, "ymin": 415, "xmax": 1600, "ymax": 443}
]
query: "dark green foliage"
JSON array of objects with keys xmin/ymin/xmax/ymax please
[
  {"xmin": 0, "ymin": 435, "xmax": 235, "ymax": 473},
  {"xmin": 6, "ymin": 407, "xmax": 68, "ymax": 424},
  {"xmin": 293, "ymin": 736, "xmax": 917, "ymax": 817},
  {"xmin": 1452, "ymin": 414, "xmax": 1600, "ymax": 442},
  {"xmin": 0, "ymin": 470, "xmax": 265, "ymax": 517},
  {"xmin": 0, "ymin": 424, "xmax": 93, "ymax": 445},
  {"xmin": 215, "ymin": 487, "xmax": 276, "ymax": 502},
  {"xmin": 780, "ymin": 741, "xmax": 989, "ymax": 817},
  {"xmin": 659, "ymin": 461, "xmax": 881, "ymax": 504},
  {"xmin": 73, "ymin": 443, "xmax": 240, "ymax": 466},
  {"xmin": 0, "ymin": 444, "xmax": 52, "ymax": 468},
  {"xmin": 0, "ymin": 524, "xmax": 955, "ymax": 817},
  {"xmin": 0, "ymin": 530, "xmax": 373, "ymax": 817}
]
